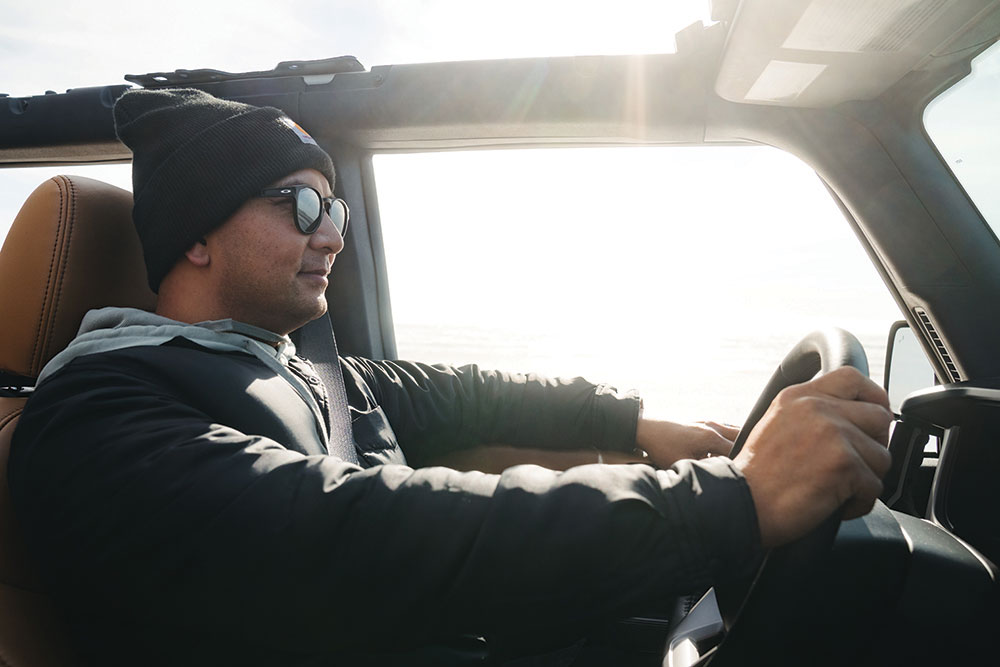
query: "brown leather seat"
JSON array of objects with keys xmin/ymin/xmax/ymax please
[{"xmin": 0, "ymin": 175, "xmax": 156, "ymax": 666}]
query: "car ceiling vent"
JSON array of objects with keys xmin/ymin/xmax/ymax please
[
  {"xmin": 913, "ymin": 307, "xmax": 961, "ymax": 382},
  {"xmin": 783, "ymin": 0, "xmax": 954, "ymax": 53}
]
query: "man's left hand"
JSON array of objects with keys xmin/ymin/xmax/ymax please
[{"xmin": 635, "ymin": 418, "xmax": 738, "ymax": 468}]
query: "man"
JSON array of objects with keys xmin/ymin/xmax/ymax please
[{"xmin": 8, "ymin": 89, "xmax": 892, "ymax": 666}]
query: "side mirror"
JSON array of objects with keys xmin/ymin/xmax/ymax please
[{"xmin": 884, "ymin": 321, "xmax": 937, "ymax": 413}]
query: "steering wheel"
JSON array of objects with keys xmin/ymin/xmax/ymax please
[{"xmin": 665, "ymin": 328, "xmax": 869, "ymax": 667}]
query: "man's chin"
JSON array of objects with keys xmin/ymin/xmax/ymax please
[
  {"xmin": 293, "ymin": 298, "xmax": 329, "ymax": 330},
  {"xmin": 259, "ymin": 298, "xmax": 328, "ymax": 337},
  {"xmin": 310, "ymin": 296, "xmax": 328, "ymax": 320}
]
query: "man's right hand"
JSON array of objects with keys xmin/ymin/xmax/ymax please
[{"xmin": 734, "ymin": 367, "xmax": 893, "ymax": 549}]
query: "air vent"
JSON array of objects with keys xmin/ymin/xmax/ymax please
[{"xmin": 913, "ymin": 307, "xmax": 961, "ymax": 382}]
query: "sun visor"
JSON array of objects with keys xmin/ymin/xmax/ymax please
[{"xmin": 714, "ymin": 0, "xmax": 998, "ymax": 107}]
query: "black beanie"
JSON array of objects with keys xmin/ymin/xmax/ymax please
[{"xmin": 113, "ymin": 88, "xmax": 336, "ymax": 292}]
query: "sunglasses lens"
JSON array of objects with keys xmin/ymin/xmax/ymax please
[
  {"xmin": 295, "ymin": 188, "xmax": 323, "ymax": 233},
  {"xmin": 327, "ymin": 199, "xmax": 349, "ymax": 236}
]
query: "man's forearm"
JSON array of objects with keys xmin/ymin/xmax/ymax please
[
  {"xmin": 424, "ymin": 444, "xmax": 647, "ymax": 472},
  {"xmin": 348, "ymin": 357, "xmax": 643, "ymax": 461}
]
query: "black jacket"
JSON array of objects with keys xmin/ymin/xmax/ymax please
[{"xmin": 9, "ymin": 338, "xmax": 761, "ymax": 665}]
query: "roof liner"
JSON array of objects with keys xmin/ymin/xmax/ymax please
[
  {"xmin": 1, "ymin": 2, "xmax": 999, "ymax": 163},
  {"xmin": 715, "ymin": 0, "xmax": 1000, "ymax": 107}
]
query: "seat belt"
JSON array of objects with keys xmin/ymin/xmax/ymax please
[{"xmin": 292, "ymin": 314, "xmax": 360, "ymax": 465}]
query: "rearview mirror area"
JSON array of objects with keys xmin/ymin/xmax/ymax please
[{"xmin": 885, "ymin": 321, "xmax": 937, "ymax": 413}]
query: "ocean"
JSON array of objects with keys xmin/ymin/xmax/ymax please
[
  {"xmin": 393, "ymin": 321, "xmax": 891, "ymax": 426},
  {"xmin": 375, "ymin": 146, "xmax": 905, "ymax": 425}
]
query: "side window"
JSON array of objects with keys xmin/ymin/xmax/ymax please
[
  {"xmin": 374, "ymin": 147, "xmax": 900, "ymax": 423},
  {"xmin": 1, "ymin": 165, "xmax": 133, "ymax": 246},
  {"xmin": 924, "ymin": 41, "xmax": 1000, "ymax": 238}
]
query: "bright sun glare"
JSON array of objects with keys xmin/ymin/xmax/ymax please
[
  {"xmin": 1, "ymin": 1, "xmax": 903, "ymax": 424},
  {"xmin": 0, "ymin": 1, "xmax": 713, "ymax": 98},
  {"xmin": 374, "ymin": 146, "xmax": 901, "ymax": 423}
]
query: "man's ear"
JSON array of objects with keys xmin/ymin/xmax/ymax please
[{"xmin": 184, "ymin": 238, "xmax": 211, "ymax": 267}]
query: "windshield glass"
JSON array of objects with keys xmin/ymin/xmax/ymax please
[
  {"xmin": 923, "ymin": 40, "xmax": 1000, "ymax": 235},
  {"xmin": 375, "ymin": 146, "xmax": 900, "ymax": 424}
]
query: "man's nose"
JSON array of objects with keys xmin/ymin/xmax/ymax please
[{"xmin": 309, "ymin": 211, "xmax": 345, "ymax": 255}]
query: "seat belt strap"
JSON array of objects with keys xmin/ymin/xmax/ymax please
[{"xmin": 293, "ymin": 315, "xmax": 359, "ymax": 465}]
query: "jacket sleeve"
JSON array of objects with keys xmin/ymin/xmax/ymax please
[
  {"xmin": 342, "ymin": 357, "xmax": 643, "ymax": 462},
  {"xmin": 9, "ymin": 356, "xmax": 761, "ymax": 658}
]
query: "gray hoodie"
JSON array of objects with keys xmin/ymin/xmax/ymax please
[{"xmin": 38, "ymin": 306, "xmax": 330, "ymax": 451}]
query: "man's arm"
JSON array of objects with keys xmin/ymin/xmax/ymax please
[
  {"xmin": 433, "ymin": 419, "xmax": 736, "ymax": 472},
  {"xmin": 9, "ymin": 355, "xmax": 891, "ymax": 659},
  {"xmin": 10, "ymin": 356, "xmax": 762, "ymax": 657},
  {"xmin": 635, "ymin": 367, "xmax": 893, "ymax": 548},
  {"xmin": 343, "ymin": 357, "xmax": 643, "ymax": 465},
  {"xmin": 345, "ymin": 357, "xmax": 739, "ymax": 471}
]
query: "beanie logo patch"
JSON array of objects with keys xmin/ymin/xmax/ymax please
[{"xmin": 278, "ymin": 116, "xmax": 318, "ymax": 146}]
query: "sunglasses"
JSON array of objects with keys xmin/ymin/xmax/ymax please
[{"xmin": 256, "ymin": 185, "xmax": 350, "ymax": 236}]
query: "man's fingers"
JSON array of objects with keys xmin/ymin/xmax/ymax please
[
  {"xmin": 835, "ymin": 399, "xmax": 894, "ymax": 446},
  {"xmin": 703, "ymin": 421, "xmax": 741, "ymax": 442},
  {"xmin": 842, "ymin": 466, "xmax": 885, "ymax": 519},
  {"xmin": 819, "ymin": 421, "xmax": 891, "ymax": 520},
  {"xmin": 690, "ymin": 425, "xmax": 734, "ymax": 457},
  {"xmin": 807, "ymin": 366, "xmax": 891, "ymax": 410},
  {"xmin": 850, "ymin": 427, "xmax": 893, "ymax": 478}
]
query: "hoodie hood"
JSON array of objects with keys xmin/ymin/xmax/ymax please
[
  {"xmin": 36, "ymin": 305, "xmax": 333, "ymax": 457},
  {"xmin": 37, "ymin": 307, "xmax": 296, "ymax": 385}
]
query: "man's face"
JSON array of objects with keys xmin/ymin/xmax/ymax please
[{"xmin": 204, "ymin": 168, "xmax": 344, "ymax": 335}]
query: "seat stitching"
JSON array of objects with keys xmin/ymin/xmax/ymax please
[
  {"xmin": 40, "ymin": 177, "xmax": 77, "ymax": 367},
  {"xmin": 0, "ymin": 407, "xmax": 23, "ymax": 431},
  {"xmin": 29, "ymin": 177, "xmax": 67, "ymax": 374}
]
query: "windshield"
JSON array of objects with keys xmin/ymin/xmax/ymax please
[
  {"xmin": 923, "ymin": 40, "xmax": 1000, "ymax": 235},
  {"xmin": 375, "ymin": 146, "xmax": 900, "ymax": 424}
]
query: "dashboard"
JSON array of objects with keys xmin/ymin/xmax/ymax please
[{"xmin": 901, "ymin": 382, "xmax": 1000, "ymax": 565}]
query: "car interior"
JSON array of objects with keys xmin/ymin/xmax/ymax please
[{"xmin": 1, "ymin": 0, "xmax": 999, "ymax": 664}]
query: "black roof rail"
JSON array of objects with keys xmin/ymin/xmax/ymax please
[{"xmin": 123, "ymin": 56, "xmax": 365, "ymax": 88}]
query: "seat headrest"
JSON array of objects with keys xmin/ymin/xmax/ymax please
[{"xmin": 0, "ymin": 175, "xmax": 156, "ymax": 382}]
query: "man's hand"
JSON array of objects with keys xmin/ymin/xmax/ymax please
[
  {"xmin": 734, "ymin": 367, "xmax": 893, "ymax": 549},
  {"xmin": 636, "ymin": 418, "xmax": 738, "ymax": 468}
]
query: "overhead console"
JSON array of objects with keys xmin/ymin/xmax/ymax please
[{"xmin": 715, "ymin": 0, "xmax": 1000, "ymax": 106}]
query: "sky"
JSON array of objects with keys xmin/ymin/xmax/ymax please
[
  {"xmin": 0, "ymin": 0, "xmax": 711, "ymax": 98},
  {"xmin": 373, "ymin": 145, "xmax": 904, "ymax": 421},
  {"xmin": 924, "ymin": 40, "xmax": 1000, "ymax": 238},
  {"xmin": 0, "ymin": 0, "xmax": 713, "ymax": 242},
  {"xmin": 0, "ymin": 0, "xmax": 970, "ymax": 421}
]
